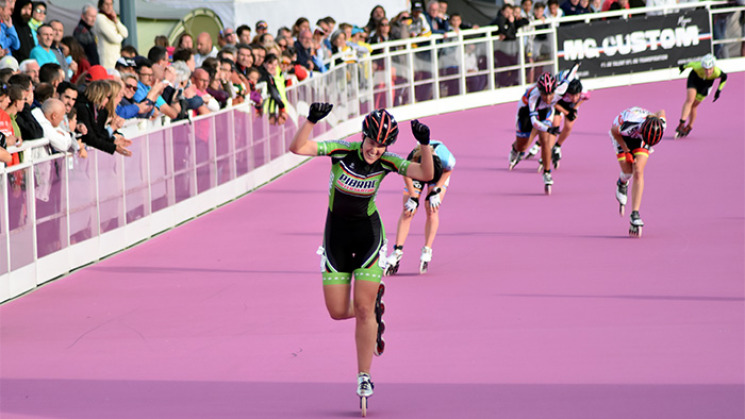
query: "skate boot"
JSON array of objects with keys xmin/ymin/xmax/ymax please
[
  {"xmin": 629, "ymin": 210, "xmax": 644, "ymax": 237},
  {"xmin": 682, "ymin": 125, "xmax": 692, "ymax": 137},
  {"xmin": 508, "ymin": 148, "xmax": 525, "ymax": 171},
  {"xmin": 543, "ymin": 171, "xmax": 553, "ymax": 195},
  {"xmin": 384, "ymin": 249, "xmax": 403, "ymax": 276},
  {"xmin": 551, "ymin": 145, "xmax": 562, "ymax": 170},
  {"xmin": 419, "ymin": 246, "xmax": 432, "ymax": 274},
  {"xmin": 357, "ymin": 372, "xmax": 374, "ymax": 416},
  {"xmin": 674, "ymin": 121, "xmax": 687, "ymax": 139},
  {"xmin": 374, "ymin": 282, "xmax": 386, "ymax": 356},
  {"xmin": 616, "ymin": 179, "xmax": 629, "ymax": 216},
  {"xmin": 526, "ymin": 141, "xmax": 540, "ymax": 159}
]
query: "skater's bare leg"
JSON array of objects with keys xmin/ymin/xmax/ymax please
[
  {"xmin": 423, "ymin": 188, "xmax": 446, "ymax": 248},
  {"xmin": 354, "ymin": 279, "xmax": 380, "ymax": 374},
  {"xmin": 556, "ymin": 118, "xmax": 574, "ymax": 147},
  {"xmin": 538, "ymin": 131, "xmax": 553, "ymax": 169},
  {"xmin": 324, "ymin": 283, "xmax": 354, "ymax": 320},
  {"xmin": 687, "ymin": 99, "xmax": 702, "ymax": 129},
  {"xmin": 679, "ymin": 88, "xmax": 697, "ymax": 123},
  {"xmin": 630, "ymin": 153, "xmax": 649, "ymax": 212},
  {"xmin": 394, "ymin": 195, "xmax": 415, "ymax": 247},
  {"xmin": 513, "ymin": 135, "xmax": 531, "ymax": 153}
]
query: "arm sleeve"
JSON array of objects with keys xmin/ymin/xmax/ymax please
[
  {"xmin": 116, "ymin": 103, "xmax": 140, "ymax": 119},
  {"xmin": 717, "ymin": 70, "xmax": 727, "ymax": 91},
  {"xmin": 76, "ymin": 104, "xmax": 116, "ymax": 154}
]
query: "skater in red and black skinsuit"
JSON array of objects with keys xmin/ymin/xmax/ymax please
[{"xmin": 609, "ymin": 106, "xmax": 666, "ymax": 237}]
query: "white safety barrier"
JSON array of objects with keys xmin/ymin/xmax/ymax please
[{"xmin": 1, "ymin": 2, "xmax": 743, "ymax": 303}]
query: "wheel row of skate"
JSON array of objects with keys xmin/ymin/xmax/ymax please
[{"xmin": 0, "ymin": 76, "xmax": 742, "ymax": 419}]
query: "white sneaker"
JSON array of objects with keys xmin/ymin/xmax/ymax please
[{"xmin": 357, "ymin": 373, "xmax": 374, "ymax": 397}]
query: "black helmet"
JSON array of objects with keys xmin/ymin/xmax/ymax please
[
  {"xmin": 536, "ymin": 72, "xmax": 556, "ymax": 95},
  {"xmin": 567, "ymin": 79, "xmax": 583, "ymax": 95},
  {"xmin": 362, "ymin": 109, "xmax": 399, "ymax": 146},
  {"xmin": 640, "ymin": 116, "xmax": 664, "ymax": 146}
]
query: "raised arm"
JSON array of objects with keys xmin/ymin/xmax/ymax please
[
  {"xmin": 289, "ymin": 102, "xmax": 333, "ymax": 156},
  {"xmin": 404, "ymin": 119, "xmax": 434, "ymax": 182}
]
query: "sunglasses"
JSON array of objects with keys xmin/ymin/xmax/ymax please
[
  {"xmin": 125, "ymin": 84, "xmax": 138, "ymax": 90},
  {"xmin": 35, "ymin": 8, "xmax": 46, "ymax": 14}
]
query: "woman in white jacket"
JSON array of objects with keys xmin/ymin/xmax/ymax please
[{"xmin": 94, "ymin": 0, "xmax": 128, "ymax": 69}]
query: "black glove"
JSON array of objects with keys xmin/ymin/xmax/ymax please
[
  {"xmin": 678, "ymin": 64, "xmax": 685, "ymax": 73},
  {"xmin": 411, "ymin": 119, "xmax": 430, "ymax": 145},
  {"xmin": 566, "ymin": 108, "xmax": 577, "ymax": 121},
  {"xmin": 713, "ymin": 90, "xmax": 721, "ymax": 102},
  {"xmin": 307, "ymin": 102, "xmax": 333, "ymax": 124},
  {"xmin": 547, "ymin": 126, "xmax": 561, "ymax": 136}
]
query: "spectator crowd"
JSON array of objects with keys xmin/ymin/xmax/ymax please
[{"xmin": 0, "ymin": 0, "xmax": 740, "ymax": 165}]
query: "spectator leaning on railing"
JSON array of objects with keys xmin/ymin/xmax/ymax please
[
  {"xmin": 8, "ymin": 73, "xmax": 43, "ymax": 140},
  {"xmin": 134, "ymin": 59, "xmax": 179, "ymax": 120},
  {"xmin": 75, "ymin": 79, "xmax": 132, "ymax": 156},
  {"xmin": 118, "ymin": 73, "xmax": 158, "ymax": 119},
  {"xmin": 259, "ymin": 53, "xmax": 287, "ymax": 125}
]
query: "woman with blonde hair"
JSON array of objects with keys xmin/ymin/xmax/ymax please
[{"xmin": 75, "ymin": 80, "xmax": 132, "ymax": 156}]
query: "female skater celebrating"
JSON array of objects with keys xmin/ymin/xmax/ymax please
[
  {"xmin": 385, "ymin": 139, "xmax": 456, "ymax": 275},
  {"xmin": 609, "ymin": 106, "xmax": 666, "ymax": 237},
  {"xmin": 675, "ymin": 53, "xmax": 727, "ymax": 138},
  {"xmin": 289, "ymin": 103, "xmax": 434, "ymax": 416}
]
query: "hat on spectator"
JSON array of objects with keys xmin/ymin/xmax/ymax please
[
  {"xmin": 87, "ymin": 65, "xmax": 114, "ymax": 81},
  {"xmin": 0, "ymin": 56, "xmax": 19, "ymax": 71},
  {"xmin": 351, "ymin": 26, "xmax": 364, "ymax": 35},
  {"xmin": 256, "ymin": 20, "xmax": 268, "ymax": 30},
  {"xmin": 115, "ymin": 57, "xmax": 136, "ymax": 68},
  {"xmin": 412, "ymin": 1, "xmax": 424, "ymax": 10}
]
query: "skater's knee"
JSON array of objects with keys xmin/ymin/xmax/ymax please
[{"xmin": 353, "ymin": 301, "xmax": 374, "ymax": 321}]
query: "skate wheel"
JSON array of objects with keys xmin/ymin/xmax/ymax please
[
  {"xmin": 544, "ymin": 185, "xmax": 551, "ymax": 195},
  {"xmin": 629, "ymin": 226, "xmax": 642, "ymax": 238},
  {"xmin": 553, "ymin": 161, "xmax": 560, "ymax": 170},
  {"xmin": 377, "ymin": 282, "xmax": 385, "ymax": 297},
  {"xmin": 374, "ymin": 337, "xmax": 385, "ymax": 356},
  {"xmin": 537, "ymin": 163, "xmax": 543, "ymax": 173},
  {"xmin": 360, "ymin": 396, "xmax": 367, "ymax": 417},
  {"xmin": 619, "ymin": 204, "xmax": 625, "ymax": 217},
  {"xmin": 377, "ymin": 300, "xmax": 385, "ymax": 317}
]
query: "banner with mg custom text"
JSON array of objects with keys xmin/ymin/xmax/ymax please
[{"xmin": 556, "ymin": 10, "xmax": 712, "ymax": 78}]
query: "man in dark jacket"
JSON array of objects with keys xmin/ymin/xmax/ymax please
[
  {"xmin": 490, "ymin": 5, "xmax": 529, "ymax": 86},
  {"xmin": 11, "ymin": 0, "xmax": 35, "ymax": 62},
  {"xmin": 73, "ymin": 4, "xmax": 100, "ymax": 66}
]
